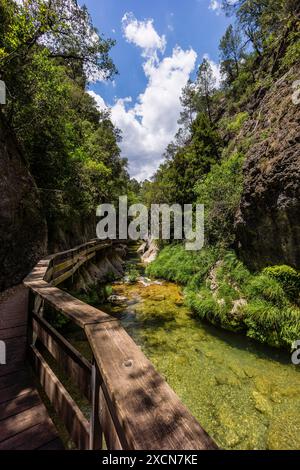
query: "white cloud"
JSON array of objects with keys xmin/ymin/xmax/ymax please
[
  {"xmin": 122, "ymin": 12, "xmax": 166, "ymax": 59},
  {"xmin": 209, "ymin": 0, "xmax": 238, "ymax": 14},
  {"xmin": 90, "ymin": 15, "xmax": 197, "ymax": 181},
  {"xmin": 87, "ymin": 90, "xmax": 107, "ymax": 111},
  {"xmin": 209, "ymin": 0, "xmax": 222, "ymax": 15},
  {"xmin": 203, "ymin": 54, "xmax": 223, "ymax": 89},
  {"xmin": 110, "ymin": 46, "xmax": 197, "ymax": 180}
]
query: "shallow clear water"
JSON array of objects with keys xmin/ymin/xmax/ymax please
[{"xmin": 96, "ymin": 277, "xmax": 300, "ymax": 450}]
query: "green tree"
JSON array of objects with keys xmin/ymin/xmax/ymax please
[
  {"xmin": 219, "ymin": 25, "xmax": 245, "ymax": 84},
  {"xmin": 195, "ymin": 58, "xmax": 216, "ymax": 123}
]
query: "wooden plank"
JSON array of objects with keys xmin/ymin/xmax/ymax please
[
  {"xmin": 0, "ymin": 423, "xmax": 62, "ymax": 450},
  {"xmin": 0, "ymin": 285, "xmax": 28, "ymax": 330},
  {"xmin": 44, "ymin": 267, "xmax": 54, "ymax": 283},
  {"xmin": 0, "ymin": 362, "xmax": 26, "ymax": 377},
  {"xmin": 0, "ymin": 389, "xmax": 40, "ymax": 420},
  {"xmin": 32, "ymin": 314, "xmax": 91, "ymax": 400},
  {"xmin": 0, "ymin": 421, "xmax": 63, "ymax": 450},
  {"xmin": 30, "ymin": 346, "xmax": 90, "ymax": 450},
  {"xmin": 0, "ymin": 382, "xmax": 34, "ymax": 404},
  {"xmin": 85, "ymin": 321, "xmax": 218, "ymax": 451},
  {"xmin": 24, "ymin": 280, "xmax": 115, "ymax": 328},
  {"xmin": 51, "ymin": 268, "xmax": 75, "ymax": 287},
  {"xmin": 37, "ymin": 438, "xmax": 65, "ymax": 450},
  {"xmin": 1, "ymin": 336, "xmax": 27, "ymax": 365},
  {"xmin": 0, "ymin": 370, "xmax": 28, "ymax": 391},
  {"xmin": 0, "ymin": 403, "xmax": 53, "ymax": 442},
  {"xmin": 0, "ymin": 324, "xmax": 27, "ymax": 340},
  {"xmin": 52, "ymin": 257, "xmax": 76, "ymax": 275}
]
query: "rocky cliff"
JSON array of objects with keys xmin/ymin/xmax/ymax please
[
  {"xmin": 235, "ymin": 65, "xmax": 300, "ymax": 270},
  {"xmin": 0, "ymin": 114, "xmax": 47, "ymax": 291}
]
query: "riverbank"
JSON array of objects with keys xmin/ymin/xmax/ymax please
[
  {"xmin": 63, "ymin": 243, "xmax": 300, "ymax": 450},
  {"xmin": 146, "ymin": 244, "xmax": 300, "ymax": 351}
]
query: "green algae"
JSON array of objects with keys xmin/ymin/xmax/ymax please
[
  {"xmin": 94, "ymin": 279, "xmax": 300, "ymax": 450},
  {"xmin": 65, "ymin": 245, "xmax": 300, "ymax": 450}
]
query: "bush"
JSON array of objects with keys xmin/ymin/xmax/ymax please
[
  {"xmin": 146, "ymin": 244, "xmax": 220, "ymax": 287},
  {"xmin": 246, "ymin": 274, "xmax": 287, "ymax": 308},
  {"xmin": 263, "ymin": 265, "xmax": 300, "ymax": 303},
  {"xmin": 226, "ymin": 112, "xmax": 249, "ymax": 134},
  {"xmin": 126, "ymin": 267, "xmax": 140, "ymax": 283},
  {"xmin": 195, "ymin": 152, "xmax": 244, "ymax": 246},
  {"xmin": 186, "ymin": 288, "xmax": 219, "ymax": 321},
  {"xmin": 147, "ymin": 245, "xmax": 300, "ymax": 350}
]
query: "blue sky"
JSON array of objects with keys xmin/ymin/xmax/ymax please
[{"xmin": 79, "ymin": 0, "xmax": 230, "ymax": 180}]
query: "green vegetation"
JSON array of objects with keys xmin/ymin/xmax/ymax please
[
  {"xmin": 141, "ymin": 0, "xmax": 300, "ymax": 218},
  {"xmin": 195, "ymin": 151, "xmax": 244, "ymax": 246},
  {"xmin": 142, "ymin": 0, "xmax": 300, "ymax": 352},
  {"xmin": 0, "ymin": 0, "xmax": 131, "ymax": 239},
  {"xmin": 147, "ymin": 247, "xmax": 300, "ymax": 350}
]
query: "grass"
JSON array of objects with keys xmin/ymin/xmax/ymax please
[{"xmin": 146, "ymin": 245, "xmax": 300, "ymax": 350}]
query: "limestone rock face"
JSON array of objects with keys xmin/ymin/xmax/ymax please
[
  {"xmin": 0, "ymin": 115, "xmax": 47, "ymax": 290},
  {"xmin": 235, "ymin": 65, "xmax": 300, "ymax": 270}
]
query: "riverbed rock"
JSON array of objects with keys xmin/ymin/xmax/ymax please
[
  {"xmin": 108, "ymin": 295, "xmax": 127, "ymax": 304},
  {"xmin": 252, "ymin": 391, "xmax": 273, "ymax": 416},
  {"xmin": 215, "ymin": 371, "xmax": 241, "ymax": 387},
  {"xmin": 139, "ymin": 238, "xmax": 159, "ymax": 264},
  {"xmin": 152, "ymin": 295, "xmax": 166, "ymax": 302},
  {"xmin": 254, "ymin": 376, "xmax": 272, "ymax": 395}
]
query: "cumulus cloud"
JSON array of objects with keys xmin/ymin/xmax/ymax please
[
  {"xmin": 122, "ymin": 12, "xmax": 166, "ymax": 59},
  {"xmin": 90, "ymin": 14, "xmax": 197, "ymax": 181},
  {"xmin": 203, "ymin": 54, "xmax": 223, "ymax": 89},
  {"xmin": 111, "ymin": 46, "xmax": 197, "ymax": 180},
  {"xmin": 87, "ymin": 90, "xmax": 107, "ymax": 111},
  {"xmin": 209, "ymin": 0, "xmax": 238, "ymax": 14}
]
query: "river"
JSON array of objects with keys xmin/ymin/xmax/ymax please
[{"xmin": 66, "ymin": 245, "xmax": 300, "ymax": 450}]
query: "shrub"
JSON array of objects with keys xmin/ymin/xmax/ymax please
[
  {"xmin": 195, "ymin": 152, "xmax": 244, "ymax": 246},
  {"xmin": 147, "ymin": 245, "xmax": 300, "ymax": 350},
  {"xmin": 226, "ymin": 112, "xmax": 249, "ymax": 134},
  {"xmin": 126, "ymin": 268, "xmax": 140, "ymax": 283},
  {"xmin": 263, "ymin": 265, "xmax": 300, "ymax": 303},
  {"xmin": 246, "ymin": 274, "xmax": 287, "ymax": 307},
  {"xmin": 186, "ymin": 288, "xmax": 219, "ymax": 321},
  {"xmin": 146, "ymin": 244, "xmax": 220, "ymax": 287}
]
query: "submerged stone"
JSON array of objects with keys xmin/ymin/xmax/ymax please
[{"xmin": 252, "ymin": 391, "xmax": 273, "ymax": 416}]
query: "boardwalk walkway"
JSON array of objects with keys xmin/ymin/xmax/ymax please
[{"xmin": 0, "ymin": 285, "xmax": 63, "ymax": 450}]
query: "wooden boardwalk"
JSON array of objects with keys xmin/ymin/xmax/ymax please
[
  {"xmin": 0, "ymin": 241, "xmax": 217, "ymax": 451},
  {"xmin": 0, "ymin": 285, "xmax": 63, "ymax": 450}
]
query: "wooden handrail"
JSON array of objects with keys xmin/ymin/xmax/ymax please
[{"xmin": 24, "ymin": 240, "xmax": 218, "ymax": 450}]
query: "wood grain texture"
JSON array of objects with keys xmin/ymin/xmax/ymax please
[
  {"xmin": 0, "ymin": 286, "xmax": 63, "ymax": 450},
  {"xmin": 32, "ymin": 313, "xmax": 91, "ymax": 400},
  {"xmin": 85, "ymin": 322, "xmax": 218, "ymax": 450},
  {"xmin": 25, "ymin": 280, "xmax": 116, "ymax": 328},
  {"xmin": 23, "ymin": 239, "xmax": 218, "ymax": 450},
  {"xmin": 30, "ymin": 346, "xmax": 90, "ymax": 450}
]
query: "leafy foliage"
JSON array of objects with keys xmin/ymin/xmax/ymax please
[
  {"xmin": 0, "ymin": 0, "xmax": 130, "ymax": 238},
  {"xmin": 147, "ymin": 245, "xmax": 300, "ymax": 350},
  {"xmin": 195, "ymin": 152, "xmax": 244, "ymax": 246},
  {"xmin": 263, "ymin": 265, "xmax": 300, "ymax": 303}
]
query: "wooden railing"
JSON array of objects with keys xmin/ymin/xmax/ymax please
[{"xmin": 24, "ymin": 240, "xmax": 218, "ymax": 450}]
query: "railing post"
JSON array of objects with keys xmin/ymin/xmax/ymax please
[
  {"xmin": 27, "ymin": 290, "xmax": 35, "ymax": 349},
  {"xmin": 89, "ymin": 360, "xmax": 103, "ymax": 450}
]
